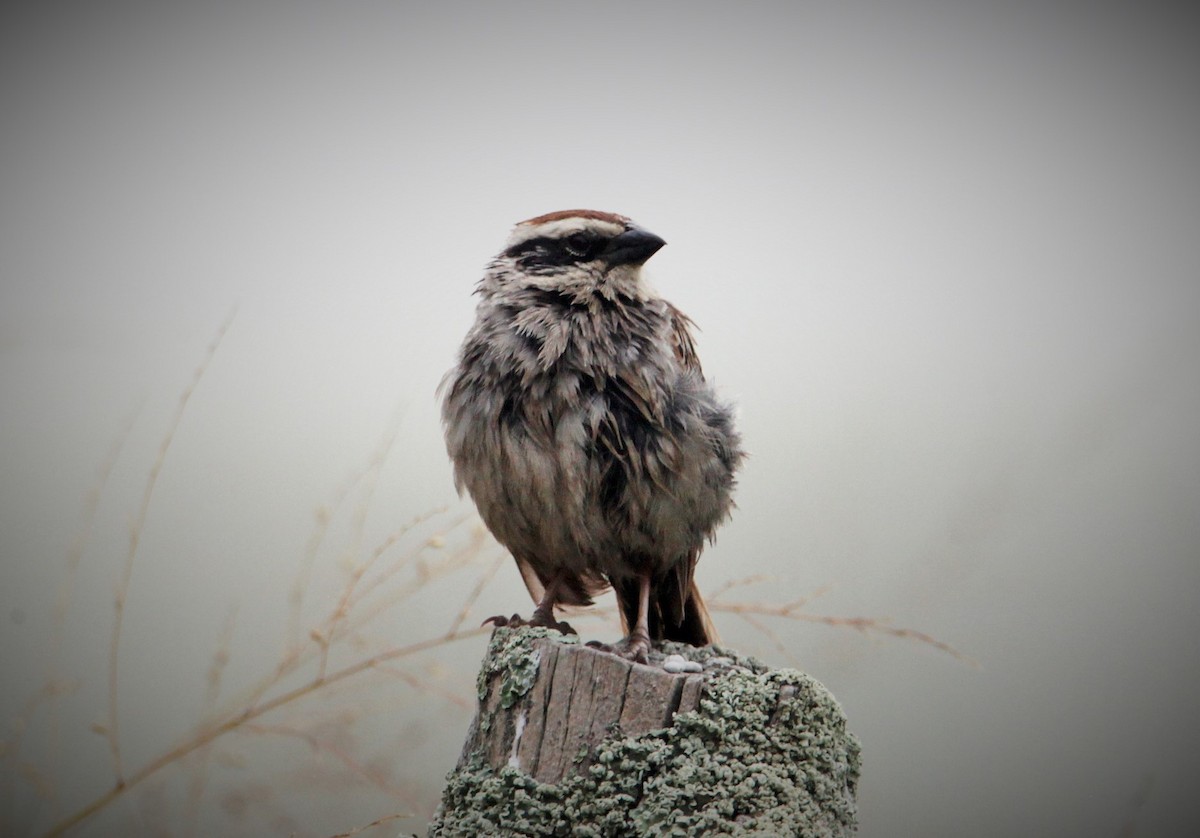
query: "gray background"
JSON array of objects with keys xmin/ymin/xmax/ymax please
[{"xmin": 3, "ymin": 1, "xmax": 1198, "ymax": 835}]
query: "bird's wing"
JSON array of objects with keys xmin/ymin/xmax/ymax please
[
  {"xmin": 666, "ymin": 303, "xmax": 703, "ymax": 377},
  {"xmin": 514, "ymin": 554, "xmax": 604, "ymax": 608}
]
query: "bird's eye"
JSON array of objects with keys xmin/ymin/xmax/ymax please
[{"xmin": 563, "ymin": 232, "xmax": 595, "ymax": 258}]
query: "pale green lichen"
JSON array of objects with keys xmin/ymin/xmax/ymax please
[
  {"xmin": 476, "ymin": 626, "xmax": 580, "ymax": 709},
  {"xmin": 433, "ymin": 633, "xmax": 860, "ymax": 837}
]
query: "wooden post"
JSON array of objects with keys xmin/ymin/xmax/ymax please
[{"xmin": 430, "ymin": 627, "xmax": 860, "ymax": 836}]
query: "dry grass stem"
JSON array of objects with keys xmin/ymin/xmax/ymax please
[
  {"xmin": 106, "ymin": 312, "xmax": 235, "ymax": 784},
  {"xmin": 289, "ymin": 501, "xmax": 344, "ymax": 648},
  {"xmin": 327, "ymin": 812, "xmax": 408, "ymax": 838},
  {"xmin": 285, "ymin": 403, "xmax": 407, "ymax": 649},
  {"xmin": 373, "ymin": 664, "xmax": 474, "ymax": 710},
  {"xmin": 733, "ymin": 611, "xmax": 805, "ymax": 669},
  {"xmin": 705, "ymin": 573, "xmax": 777, "ymax": 601},
  {"xmin": 242, "ymin": 723, "xmax": 410, "ymax": 799},
  {"xmin": 709, "ymin": 596, "xmax": 979, "ymax": 667},
  {"xmin": 43, "ymin": 619, "xmax": 490, "ymax": 837},
  {"xmin": 445, "ymin": 552, "xmax": 507, "ymax": 637},
  {"xmin": 333, "ymin": 524, "xmax": 489, "ymax": 641},
  {"xmin": 0, "ymin": 410, "xmax": 140, "ymax": 811},
  {"xmin": 47, "ymin": 422, "xmax": 132, "ymax": 787},
  {"xmin": 183, "ymin": 604, "xmax": 240, "ymax": 836},
  {"xmin": 342, "ymin": 510, "xmax": 452, "ymax": 613},
  {"xmin": 184, "ymin": 517, "xmax": 479, "ymax": 766},
  {"xmin": 317, "ymin": 508, "xmax": 445, "ymax": 680}
]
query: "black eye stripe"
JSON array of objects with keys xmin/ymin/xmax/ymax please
[{"xmin": 504, "ymin": 232, "xmax": 607, "ymax": 266}]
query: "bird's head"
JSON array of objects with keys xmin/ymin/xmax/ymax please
[{"xmin": 484, "ymin": 209, "xmax": 666, "ymax": 299}]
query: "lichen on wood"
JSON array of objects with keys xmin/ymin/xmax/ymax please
[{"xmin": 431, "ymin": 627, "xmax": 860, "ymax": 837}]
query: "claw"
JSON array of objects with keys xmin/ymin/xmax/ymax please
[
  {"xmin": 530, "ymin": 614, "xmax": 576, "ymax": 635},
  {"xmin": 481, "ymin": 613, "xmax": 575, "ymax": 636},
  {"xmin": 481, "ymin": 613, "xmax": 523, "ymax": 628}
]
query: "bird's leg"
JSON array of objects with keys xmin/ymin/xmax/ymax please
[
  {"xmin": 483, "ymin": 571, "xmax": 576, "ymax": 635},
  {"xmin": 526, "ymin": 572, "xmax": 576, "ymax": 634},
  {"xmin": 586, "ymin": 572, "xmax": 654, "ymax": 662},
  {"xmin": 619, "ymin": 572, "xmax": 653, "ymax": 663}
]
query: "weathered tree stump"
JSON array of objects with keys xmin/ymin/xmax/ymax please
[{"xmin": 429, "ymin": 627, "xmax": 860, "ymax": 837}]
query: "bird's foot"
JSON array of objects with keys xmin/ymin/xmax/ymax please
[
  {"xmin": 588, "ymin": 632, "xmax": 652, "ymax": 664},
  {"xmin": 482, "ymin": 613, "xmax": 523, "ymax": 629},
  {"xmin": 482, "ymin": 613, "xmax": 576, "ymax": 636}
]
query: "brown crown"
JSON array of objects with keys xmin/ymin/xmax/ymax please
[{"xmin": 517, "ymin": 209, "xmax": 630, "ymax": 227}]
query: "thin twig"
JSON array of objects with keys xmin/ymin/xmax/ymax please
[
  {"xmin": 50, "ymin": 408, "xmax": 138, "ymax": 706},
  {"xmin": 337, "ymin": 525, "xmax": 489, "ymax": 640},
  {"xmin": 1, "ymin": 409, "xmax": 142, "ymax": 807},
  {"xmin": 712, "ymin": 600, "xmax": 979, "ymax": 667},
  {"xmin": 289, "ymin": 503, "xmax": 346, "ymax": 650},
  {"xmin": 183, "ymin": 604, "xmax": 239, "ymax": 837},
  {"xmin": 344, "ymin": 513, "xmax": 472, "ymax": 616},
  {"xmin": 42, "ymin": 624, "xmax": 489, "ymax": 837},
  {"xmin": 242, "ymin": 722, "xmax": 408, "ymax": 797},
  {"xmin": 319, "ymin": 508, "xmax": 449, "ymax": 679},
  {"xmin": 179, "ymin": 523, "xmax": 477, "ymax": 759},
  {"xmin": 373, "ymin": 665, "xmax": 474, "ymax": 710},
  {"xmin": 733, "ymin": 611, "xmax": 804, "ymax": 669},
  {"xmin": 287, "ymin": 405, "xmax": 406, "ymax": 650},
  {"xmin": 445, "ymin": 552, "xmax": 506, "ymax": 637},
  {"xmin": 705, "ymin": 573, "xmax": 776, "ymax": 601},
  {"xmin": 328, "ymin": 812, "xmax": 408, "ymax": 838},
  {"xmin": 344, "ymin": 509, "xmax": 451, "ymax": 613},
  {"xmin": 345, "ymin": 404, "xmax": 407, "ymax": 568},
  {"xmin": 106, "ymin": 310, "xmax": 235, "ymax": 784}
]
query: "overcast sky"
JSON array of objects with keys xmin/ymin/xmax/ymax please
[{"xmin": 2, "ymin": 2, "xmax": 1198, "ymax": 836}]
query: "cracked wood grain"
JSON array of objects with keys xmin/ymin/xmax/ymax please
[{"xmin": 467, "ymin": 637, "xmax": 704, "ymax": 784}]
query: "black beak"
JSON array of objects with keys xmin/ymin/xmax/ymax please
[{"xmin": 601, "ymin": 228, "xmax": 666, "ymax": 267}]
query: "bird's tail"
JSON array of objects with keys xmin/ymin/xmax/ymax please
[
  {"xmin": 615, "ymin": 574, "xmax": 717, "ymax": 647},
  {"xmin": 672, "ymin": 580, "xmax": 717, "ymax": 646}
]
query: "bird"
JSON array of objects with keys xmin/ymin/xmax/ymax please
[{"xmin": 440, "ymin": 210, "xmax": 743, "ymax": 662}]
